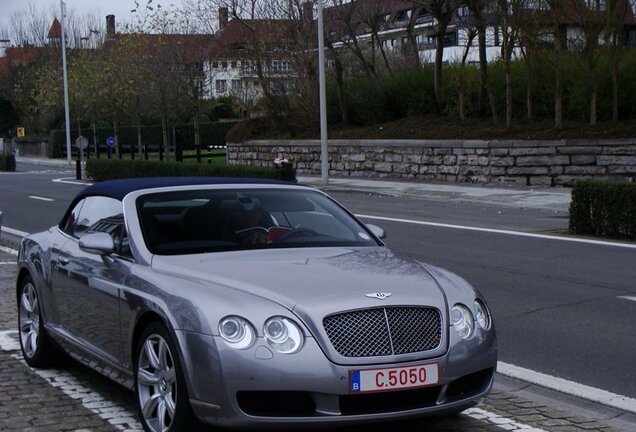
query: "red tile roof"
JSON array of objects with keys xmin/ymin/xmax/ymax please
[{"xmin": 48, "ymin": 18, "xmax": 62, "ymax": 39}]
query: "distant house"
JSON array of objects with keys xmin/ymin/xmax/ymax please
[
  {"xmin": 204, "ymin": 7, "xmax": 297, "ymax": 103},
  {"xmin": 102, "ymin": 15, "xmax": 216, "ymax": 100},
  {"xmin": 0, "ymin": 18, "xmax": 64, "ymax": 78},
  {"xmin": 323, "ymin": 0, "xmax": 636, "ymax": 65}
]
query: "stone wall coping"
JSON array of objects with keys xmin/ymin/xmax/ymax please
[{"xmin": 228, "ymin": 139, "xmax": 635, "ymax": 148}]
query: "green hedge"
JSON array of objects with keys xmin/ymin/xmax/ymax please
[
  {"xmin": 49, "ymin": 121, "xmax": 239, "ymax": 159},
  {"xmin": 569, "ymin": 181, "xmax": 636, "ymax": 239},
  {"xmin": 85, "ymin": 159, "xmax": 296, "ymax": 183},
  {"xmin": 0, "ymin": 153, "xmax": 16, "ymax": 172}
]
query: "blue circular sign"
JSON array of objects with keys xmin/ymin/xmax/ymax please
[{"xmin": 106, "ymin": 136, "xmax": 117, "ymax": 148}]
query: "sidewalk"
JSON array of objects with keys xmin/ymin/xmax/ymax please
[
  {"xmin": 298, "ymin": 176, "xmax": 571, "ymax": 212},
  {"xmin": 14, "ymin": 156, "xmax": 572, "ymax": 213}
]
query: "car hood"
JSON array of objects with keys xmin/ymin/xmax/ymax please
[{"xmin": 151, "ymin": 246, "xmax": 447, "ymax": 313}]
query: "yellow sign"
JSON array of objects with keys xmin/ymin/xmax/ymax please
[{"xmin": 17, "ymin": 127, "xmax": 25, "ymax": 137}]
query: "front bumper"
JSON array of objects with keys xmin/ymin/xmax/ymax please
[{"xmin": 175, "ymin": 329, "xmax": 497, "ymax": 429}]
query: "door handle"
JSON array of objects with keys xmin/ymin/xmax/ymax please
[{"xmin": 59, "ymin": 256, "xmax": 70, "ymax": 265}]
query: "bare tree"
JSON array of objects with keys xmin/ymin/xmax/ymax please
[
  {"xmin": 545, "ymin": 0, "xmax": 565, "ymax": 129},
  {"xmin": 357, "ymin": 0, "xmax": 394, "ymax": 73},
  {"xmin": 326, "ymin": 0, "xmax": 379, "ymax": 78},
  {"xmin": 414, "ymin": 0, "xmax": 461, "ymax": 110},
  {"xmin": 604, "ymin": 0, "xmax": 632, "ymax": 122},
  {"xmin": 463, "ymin": 0, "xmax": 498, "ymax": 123}
]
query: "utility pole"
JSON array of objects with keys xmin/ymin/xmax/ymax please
[
  {"xmin": 60, "ymin": 0, "xmax": 72, "ymax": 165},
  {"xmin": 317, "ymin": 0, "xmax": 329, "ymax": 185}
]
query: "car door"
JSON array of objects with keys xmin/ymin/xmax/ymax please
[{"xmin": 55, "ymin": 196, "xmax": 131, "ymax": 365}]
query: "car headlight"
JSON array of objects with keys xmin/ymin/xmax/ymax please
[
  {"xmin": 219, "ymin": 316, "xmax": 256, "ymax": 349},
  {"xmin": 474, "ymin": 300, "xmax": 491, "ymax": 330},
  {"xmin": 264, "ymin": 317, "xmax": 304, "ymax": 354},
  {"xmin": 451, "ymin": 304, "xmax": 474, "ymax": 339}
]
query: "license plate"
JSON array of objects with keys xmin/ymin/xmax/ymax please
[{"xmin": 349, "ymin": 363, "xmax": 439, "ymax": 393}]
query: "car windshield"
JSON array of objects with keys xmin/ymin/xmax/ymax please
[{"xmin": 136, "ymin": 188, "xmax": 380, "ymax": 255}]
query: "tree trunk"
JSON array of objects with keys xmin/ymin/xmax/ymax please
[
  {"xmin": 527, "ymin": 79, "xmax": 534, "ymax": 122},
  {"xmin": 193, "ymin": 103, "xmax": 201, "ymax": 162},
  {"xmin": 477, "ymin": 25, "xmax": 488, "ymax": 116},
  {"xmin": 505, "ymin": 65, "xmax": 512, "ymax": 130},
  {"xmin": 590, "ymin": 88, "xmax": 597, "ymax": 126},
  {"xmin": 161, "ymin": 113, "xmax": 169, "ymax": 160},
  {"xmin": 488, "ymin": 84, "xmax": 498, "ymax": 126},
  {"xmin": 434, "ymin": 26, "xmax": 447, "ymax": 111},
  {"xmin": 137, "ymin": 117, "xmax": 143, "ymax": 157},
  {"xmin": 554, "ymin": 28, "xmax": 563, "ymax": 130},
  {"xmin": 335, "ymin": 57, "xmax": 349, "ymax": 124},
  {"xmin": 92, "ymin": 115, "xmax": 98, "ymax": 158},
  {"xmin": 611, "ymin": 59, "xmax": 619, "ymax": 122}
]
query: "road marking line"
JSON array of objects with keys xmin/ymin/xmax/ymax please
[
  {"xmin": 1, "ymin": 226, "xmax": 29, "ymax": 238},
  {"xmin": 0, "ymin": 330, "xmax": 143, "ymax": 431},
  {"xmin": 29, "ymin": 195, "xmax": 55, "ymax": 202},
  {"xmin": 357, "ymin": 214, "xmax": 636, "ymax": 250},
  {"xmin": 0, "ymin": 262, "xmax": 15, "ymax": 265},
  {"xmin": 465, "ymin": 407, "xmax": 546, "ymax": 431},
  {"xmin": 53, "ymin": 177, "xmax": 93, "ymax": 186},
  {"xmin": 618, "ymin": 296, "xmax": 636, "ymax": 303},
  {"xmin": 0, "ymin": 245, "xmax": 18, "ymax": 255},
  {"xmin": 498, "ymin": 361, "xmax": 636, "ymax": 414}
]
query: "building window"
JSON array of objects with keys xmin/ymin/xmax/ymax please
[
  {"xmin": 444, "ymin": 31, "xmax": 457, "ymax": 46},
  {"xmin": 231, "ymin": 79, "xmax": 241, "ymax": 91},
  {"xmin": 212, "ymin": 61, "xmax": 218, "ymax": 68},
  {"xmin": 222, "ymin": 61, "xmax": 228, "ymax": 69},
  {"xmin": 231, "ymin": 61, "xmax": 237, "ymax": 68},
  {"xmin": 215, "ymin": 79, "xmax": 227, "ymax": 94}
]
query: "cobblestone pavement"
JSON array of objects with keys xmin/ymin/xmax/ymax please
[{"xmin": 0, "ymin": 244, "xmax": 631, "ymax": 432}]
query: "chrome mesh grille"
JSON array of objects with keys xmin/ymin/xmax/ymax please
[{"xmin": 323, "ymin": 307, "xmax": 442, "ymax": 358}]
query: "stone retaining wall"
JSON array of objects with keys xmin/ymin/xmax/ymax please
[{"xmin": 227, "ymin": 139, "xmax": 636, "ymax": 186}]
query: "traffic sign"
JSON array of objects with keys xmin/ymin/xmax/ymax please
[
  {"xmin": 17, "ymin": 127, "xmax": 25, "ymax": 137},
  {"xmin": 75, "ymin": 136, "xmax": 89, "ymax": 150},
  {"xmin": 106, "ymin": 136, "xmax": 117, "ymax": 148}
]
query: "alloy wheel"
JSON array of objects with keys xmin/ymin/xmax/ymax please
[
  {"xmin": 137, "ymin": 334, "xmax": 178, "ymax": 432},
  {"xmin": 19, "ymin": 282, "xmax": 40, "ymax": 359}
]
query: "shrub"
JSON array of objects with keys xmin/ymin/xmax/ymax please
[
  {"xmin": 0, "ymin": 153, "xmax": 16, "ymax": 172},
  {"xmin": 85, "ymin": 158, "xmax": 296, "ymax": 183},
  {"xmin": 569, "ymin": 181, "xmax": 636, "ymax": 239}
]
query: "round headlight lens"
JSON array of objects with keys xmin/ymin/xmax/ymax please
[
  {"xmin": 218, "ymin": 316, "xmax": 255, "ymax": 349},
  {"xmin": 451, "ymin": 304, "xmax": 474, "ymax": 339},
  {"xmin": 474, "ymin": 300, "xmax": 490, "ymax": 330},
  {"xmin": 263, "ymin": 317, "xmax": 304, "ymax": 354}
]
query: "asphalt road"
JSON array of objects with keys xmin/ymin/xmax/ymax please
[{"xmin": 2, "ymin": 164, "xmax": 636, "ymax": 403}]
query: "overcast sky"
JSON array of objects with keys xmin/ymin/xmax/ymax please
[{"xmin": 0, "ymin": 0, "xmax": 152, "ymax": 33}]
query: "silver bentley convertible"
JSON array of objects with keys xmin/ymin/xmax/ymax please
[{"xmin": 16, "ymin": 177, "xmax": 497, "ymax": 432}]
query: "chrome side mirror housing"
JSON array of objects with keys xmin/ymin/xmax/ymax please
[
  {"xmin": 366, "ymin": 224, "xmax": 386, "ymax": 240},
  {"xmin": 79, "ymin": 232, "xmax": 115, "ymax": 255}
]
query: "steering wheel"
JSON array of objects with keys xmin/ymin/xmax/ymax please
[
  {"xmin": 276, "ymin": 226, "xmax": 320, "ymax": 242},
  {"xmin": 235, "ymin": 226, "xmax": 269, "ymax": 245}
]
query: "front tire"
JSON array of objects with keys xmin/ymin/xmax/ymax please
[
  {"xmin": 18, "ymin": 275, "xmax": 61, "ymax": 367},
  {"xmin": 135, "ymin": 322, "xmax": 195, "ymax": 432}
]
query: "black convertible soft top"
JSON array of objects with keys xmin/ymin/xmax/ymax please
[{"xmin": 74, "ymin": 177, "xmax": 297, "ymax": 202}]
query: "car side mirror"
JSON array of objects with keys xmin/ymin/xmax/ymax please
[
  {"xmin": 79, "ymin": 232, "xmax": 115, "ymax": 256},
  {"xmin": 366, "ymin": 224, "xmax": 386, "ymax": 240}
]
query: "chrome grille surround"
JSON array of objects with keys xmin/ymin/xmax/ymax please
[{"xmin": 323, "ymin": 307, "xmax": 442, "ymax": 358}]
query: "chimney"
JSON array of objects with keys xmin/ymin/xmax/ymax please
[
  {"xmin": 106, "ymin": 15, "xmax": 116, "ymax": 40},
  {"xmin": 219, "ymin": 7, "xmax": 229, "ymax": 30}
]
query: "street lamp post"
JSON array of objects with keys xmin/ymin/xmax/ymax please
[
  {"xmin": 317, "ymin": 0, "xmax": 328, "ymax": 185},
  {"xmin": 60, "ymin": 0, "xmax": 72, "ymax": 165}
]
